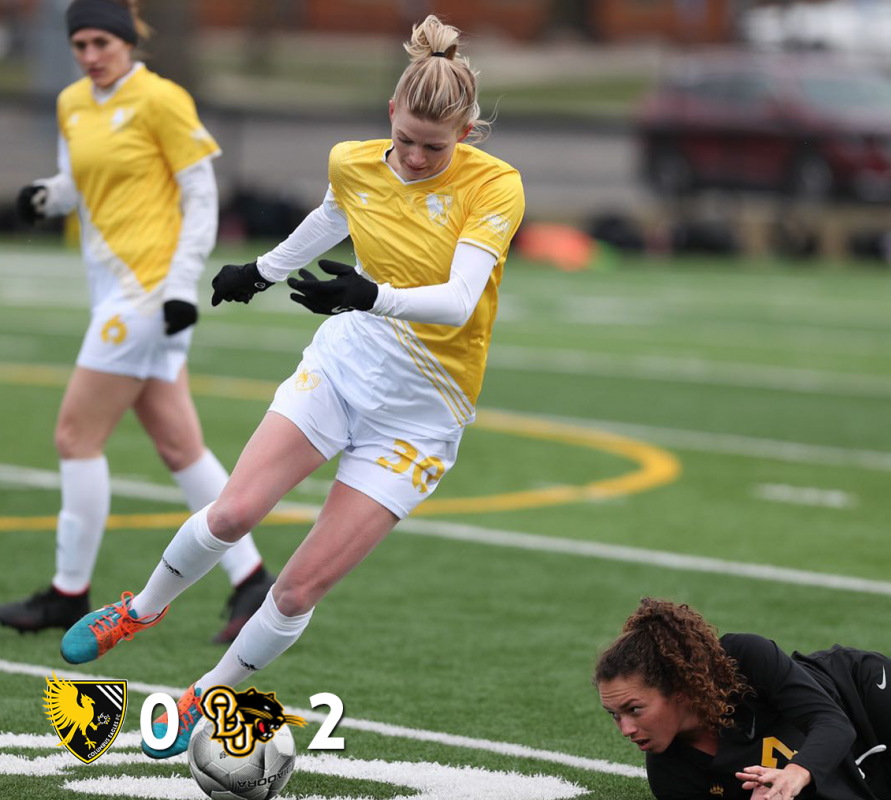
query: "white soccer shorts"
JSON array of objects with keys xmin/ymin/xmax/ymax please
[
  {"xmin": 269, "ymin": 358, "xmax": 461, "ymax": 518},
  {"xmin": 76, "ymin": 299, "xmax": 192, "ymax": 382}
]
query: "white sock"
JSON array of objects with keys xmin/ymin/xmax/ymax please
[
  {"xmin": 196, "ymin": 590, "xmax": 313, "ymax": 690},
  {"xmin": 52, "ymin": 457, "xmax": 110, "ymax": 595},
  {"xmin": 173, "ymin": 449, "xmax": 263, "ymax": 586},
  {"xmin": 131, "ymin": 504, "xmax": 236, "ymax": 617}
]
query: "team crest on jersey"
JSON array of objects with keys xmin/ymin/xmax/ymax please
[
  {"xmin": 709, "ymin": 785, "xmax": 724, "ymax": 797},
  {"xmin": 201, "ymin": 685, "xmax": 307, "ymax": 757},
  {"xmin": 110, "ymin": 107, "xmax": 135, "ymax": 133},
  {"xmin": 426, "ymin": 194, "xmax": 453, "ymax": 226},
  {"xmin": 482, "ymin": 212, "xmax": 511, "ymax": 239},
  {"xmin": 43, "ymin": 671, "xmax": 127, "ymax": 764},
  {"xmin": 101, "ymin": 314, "xmax": 128, "ymax": 345},
  {"xmin": 294, "ymin": 368, "xmax": 321, "ymax": 391}
]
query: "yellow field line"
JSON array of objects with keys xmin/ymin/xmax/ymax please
[
  {"xmin": 417, "ymin": 409, "xmax": 680, "ymax": 515},
  {"xmin": 0, "ymin": 509, "xmax": 318, "ymax": 532},
  {"xmin": 0, "ymin": 361, "xmax": 681, "ymax": 526}
]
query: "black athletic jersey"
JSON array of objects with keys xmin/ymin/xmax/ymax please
[{"xmin": 645, "ymin": 634, "xmax": 887, "ymax": 800}]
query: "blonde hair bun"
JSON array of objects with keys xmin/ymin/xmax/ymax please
[
  {"xmin": 393, "ymin": 15, "xmax": 490, "ymax": 142},
  {"xmin": 404, "ymin": 15, "xmax": 461, "ymax": 63}
]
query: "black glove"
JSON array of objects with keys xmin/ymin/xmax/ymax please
[
  {"xmin": 17, "ymin": 185, "xmax": 48, "ymax": 225},
  {"xmin": 287, "ymin": 259, "xmax": 378, "ymax": 316},
  {"xmin": 211, "ymin": 261, "xmax": 274, "ymax": 307},
  {"xmin": 163, "ymin": 300, "xmax": 198, "ymax": 335}
]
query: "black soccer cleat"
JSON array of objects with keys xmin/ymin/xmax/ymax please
[
  {"xmin": 212, "ymin": 566, "xmax": 275, "ymax": 644},
  {"xmin": 0, "ymin": 585, "xmax": 90, "ymax": 633}
]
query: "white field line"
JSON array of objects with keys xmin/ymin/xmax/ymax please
[
  {"xmin": 753, "ymin": 484, "xmax": 857, "ymax": 509},
  {"xmin": 489, "ymin": 346, "xmax": 891, "ymax": 399},
  {"xmin": 2, "ymin": 280, "xmax": 891, "ymax": 397},
  {"xmin": 2, "ymin": 464, "xmax": 891, "ymax": 596},
  {"xmin": 559, "ymin": 318, "xmax": 891, "ymax": 357},
  {"xmin": 4, "ymin": 314, "xmax": 891, "ymax": 397},
  {"xmin": 0, "ymin": 747, "xmax": 589, "ymax": 799},
  {"xmin": 399, "ymin": 518, "xmax": 891, "ymax": 597},
  {"xmin": 560, "ymin": 292, "xmax": 891, "ymax": 330},
  {"xmin": 0, "ymin": 463, "xmax": 332, "ymax": 501},
  {"xmin": 0, "ymin": 749, "xmax": 589, "ymax": 800},
  {"xmin": 2, "ymin": 295, "xmax": 888, "ymax": 358},
  {"xmin": 0, "ymin": 658, "xmax": 646, "ymax": 780},
  {"xmin": 490, "ymin": 409, "xmax": 891, "ymax": 473},
  {"xmin": 3, "ymin": 253, "xmax": 888, "ymax": 321}
]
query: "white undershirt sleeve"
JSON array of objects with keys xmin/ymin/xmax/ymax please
[
  {"xmin": 35, "ymin": 135, "xmax": 78, "ymax": 217},
  {"xmin": 370, "ymin": 242, "xmax": 498, "ymax": 327},
  {"xmin": 164, "ymin": 156, "xmax": 219, "ymax": 305},
  {"xmin": 256, "ymin": 186, "xmax": 350, "ymax": 283}
]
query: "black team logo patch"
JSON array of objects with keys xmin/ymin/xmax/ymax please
[
  {"xmin": 44, "ymin": 671, "xmax": 127, "ymax": 763},
  {"xmin": 201, "ymin": 686, "xmax": 307, "ymax": 756}
]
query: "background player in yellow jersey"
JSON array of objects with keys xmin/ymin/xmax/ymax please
[
  {"xmin": 1, "ymin": 0, "xmax": 274, "ymax": 643},
  {"xmin": 61, "ymin": 14, "xmax": 525, "ymax": 758}
]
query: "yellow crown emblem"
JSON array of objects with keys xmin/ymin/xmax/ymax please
[
  {"xmin": 709, "ymin": 785, "xmax": 724, "ymax": 797},
  {"xmin": 294, "ymin": 369, "xmax": 321, "ymax": 391}
]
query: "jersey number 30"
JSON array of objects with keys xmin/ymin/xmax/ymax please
[{"xmin": 377, "ymin": 439, "xmax": 445, "ymax": 493}]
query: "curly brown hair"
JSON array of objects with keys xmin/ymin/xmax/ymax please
[{"xmin": 594, "ymin": 598, "xmax": 752, "ymax": 731}]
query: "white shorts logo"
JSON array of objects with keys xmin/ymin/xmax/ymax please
[
  {"xmin": 100, "ymin": 315, "xmax": 128, "ymax": 345},
  {"xmin": 294, "ymin": 369, "xmax": 322, "ymax": 391}
]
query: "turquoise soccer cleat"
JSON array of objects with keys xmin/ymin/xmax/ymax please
[
  {"xmin": 61, "ymin": 591, "xmax": 168, "ymax": 665},
  {"xmin": 142, "ymin": 684, "xmax": 203, "ymax": 759}
]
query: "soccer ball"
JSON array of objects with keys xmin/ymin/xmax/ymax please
[{"xmin": 187, "ymin": 716, "xmax": 296, "ymax": 800}]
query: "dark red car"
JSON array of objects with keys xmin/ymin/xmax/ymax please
[{"xmin": 638, "ymin": 52, "xmax": 891, "ymax": 201}]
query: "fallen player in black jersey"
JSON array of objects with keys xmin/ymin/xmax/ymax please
[{"xmin": 595, "ymin": 598, "xmax": 890, "ymax": 800}]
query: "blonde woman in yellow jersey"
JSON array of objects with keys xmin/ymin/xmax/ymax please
[
  {"xmin": 61, "ymin": 14, "xmax": 525, "ymax": 758},
  {"xmin": 1, "ymin": 0, "xmax": 275, "ymax": 643}
]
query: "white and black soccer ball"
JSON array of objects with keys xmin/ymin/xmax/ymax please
[{"xmin": 187, "ymin": 716, "xmax": 296, "ymax": 800}]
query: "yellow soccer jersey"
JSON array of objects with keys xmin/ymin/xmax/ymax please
[
  {"xmin": 328, "ymin": 139, "xmax": 525, "ymax": 409},
  {"xmin": 58, "ymin": 65, "xmax": 220, "ymax": 306}
]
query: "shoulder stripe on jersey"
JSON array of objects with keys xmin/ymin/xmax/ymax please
[
  {"xmin": 457, "ymin": 238, "xmax": 502, "ymax": 259},
  {"xmin": 397, "ymin": 320, "xmax": 474, "ymax": 419},
  {"xmin": 387, "ymin": 319, "xmax": 470, "ymax": 427}
]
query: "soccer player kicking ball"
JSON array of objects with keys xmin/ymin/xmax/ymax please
[
  {"xmin": 596, "ymin": 598, "xmax": 891, "ymax": 799},
  {"xmin": 61, "ymin": 14, "xmax": 525, "ymax": 759}
]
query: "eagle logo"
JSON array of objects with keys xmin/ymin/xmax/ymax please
[
  {"xmin": 425, "ymin": 194, "xmax": 452, "ymax": 226},
  {"xmin": 202, "ymin": 685, "xmax": 307, "ymax": 757},
  {"xmin": 43, "ymin": 671, "xmax": 127, "ymax": 763}
]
